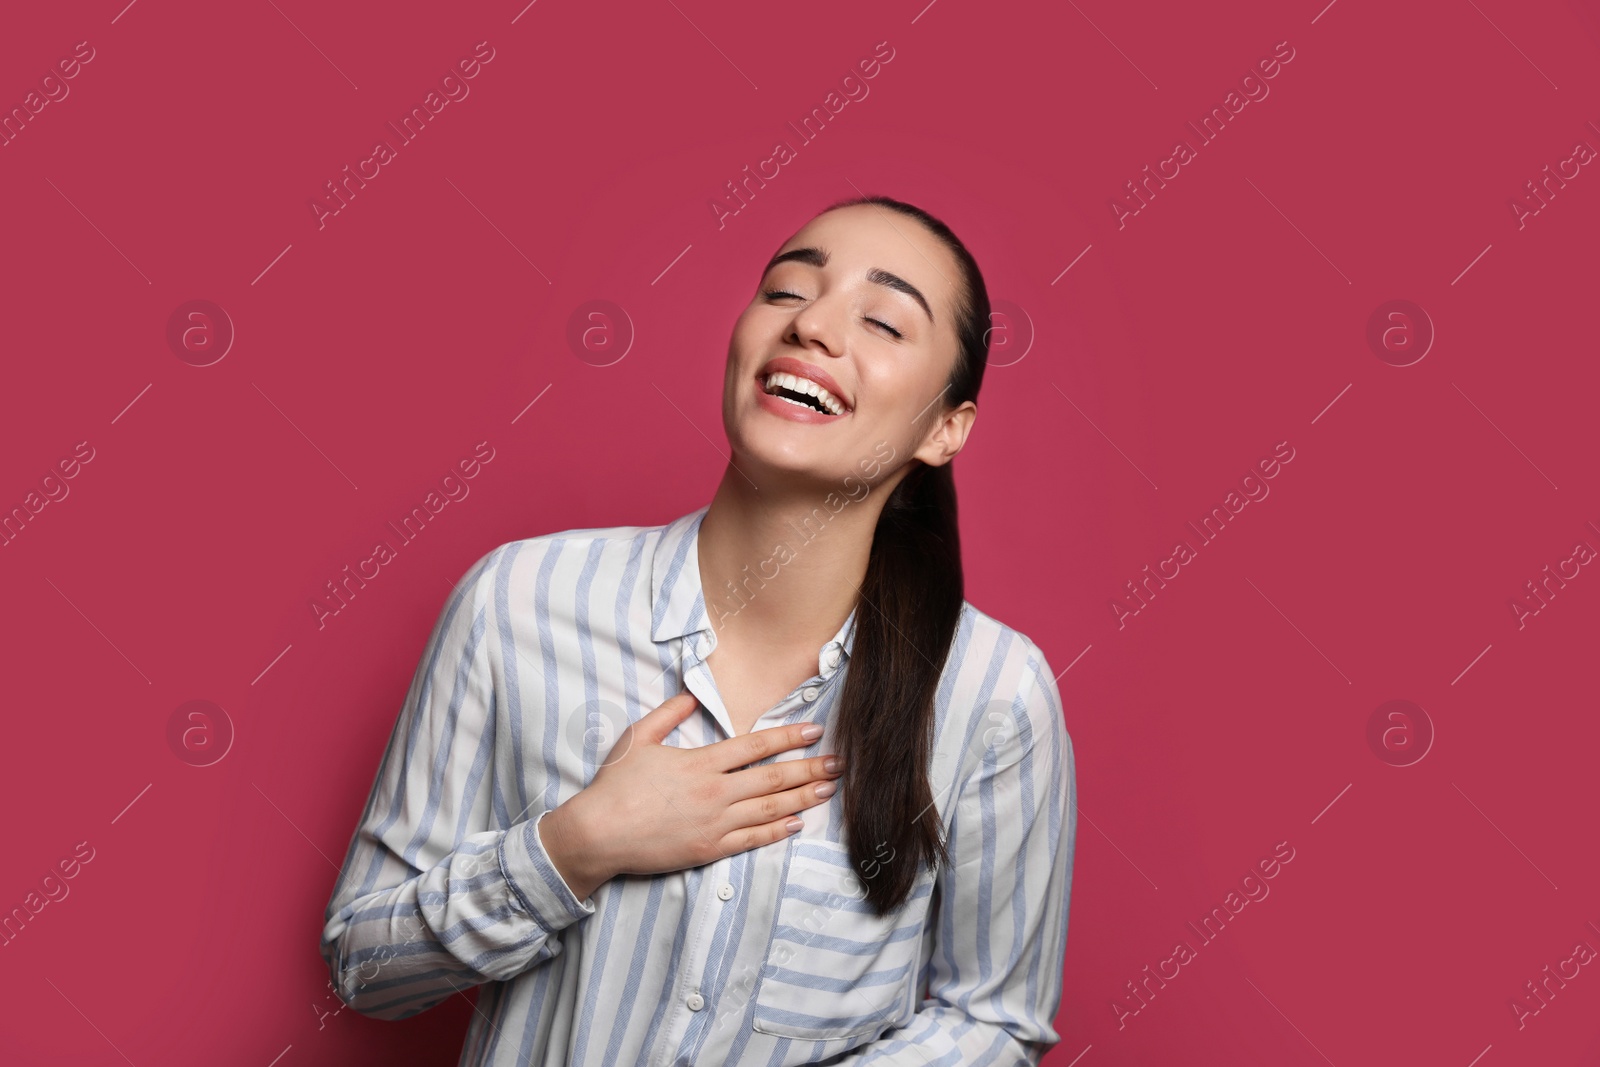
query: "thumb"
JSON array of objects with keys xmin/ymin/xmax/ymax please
[{"xmin": 632, "ymin": 691, "xmax": 700, "ymax": 744}]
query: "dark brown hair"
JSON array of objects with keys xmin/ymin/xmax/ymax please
[{"xmin": 821, "ymin": 194, "xmax": 991, "ymax": 916}]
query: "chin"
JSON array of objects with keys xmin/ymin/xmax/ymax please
[{"xmin": 732, "ymin": 429, "xmax": 851, "ymax": 483}]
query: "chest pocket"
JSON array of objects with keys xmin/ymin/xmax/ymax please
[{"xmin": 752, "ymin": 838, "xmax": 936, "ymax": 1041}]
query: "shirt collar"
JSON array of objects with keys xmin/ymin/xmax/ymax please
[{"xmin": 650, "ymin": 504, "xmax": 857, "ymax": 660}]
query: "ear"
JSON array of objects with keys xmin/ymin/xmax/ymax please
[{"xmin": 912, "ymin": 400, "xmax": 977, "ymax": 468}]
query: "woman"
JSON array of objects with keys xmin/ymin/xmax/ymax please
[{"xmin": 320, "ymin": 195, "xmax": 1078, "ymax": 1065}]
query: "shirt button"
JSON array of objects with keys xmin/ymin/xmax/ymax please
[
  {"xmin": 717, "ymin": 883, "xmax": 735, "ymax": 901},
  {"xmin": 801, "ymin": 686, "xmax": 819, "ymax": 702},
  {"xmin": 825, "ymin": 648, "xmax": 841, "ymax": 669},
  {"xmin": 686, "ymin": 991, "xmax": 705, "ymax": 1011}
]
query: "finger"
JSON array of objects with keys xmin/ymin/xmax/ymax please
[
  {"xmin": 725, "ymin": 777, "xmax": 837, "ymax": 828},
  {"xmin": 631, "ymin": 691, "xmax": 700, "ymax": 744},
  {"xmin": 724, "ymin": 753, "xmax": 842, "ymax": 803},
  {"xmin": 720, "ymin": 813, "xmax": 807, "ymax": 857},
  {"xmin": 704, "ymin": 720, "xmax": 821, "ymax": 774}
]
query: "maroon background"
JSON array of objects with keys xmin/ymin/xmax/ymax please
[{"xmin": 3, "ymin": 1, "xmax": 1598, "ymax": 1064}]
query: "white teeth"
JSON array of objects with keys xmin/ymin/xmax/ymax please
[{"xmin": 763, "ymin": 372, "xmax": 846, "ymax": 415}]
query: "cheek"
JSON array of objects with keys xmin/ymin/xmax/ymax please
[
  {"xmin": 727, "ymin": 309, "xmax": 771, "ymax": 365},
  {"xmin": 866, "ymin": 359, "xmax": 940, "ymax": 418},
  {"xmin": 850, "ymin": 384, "xmax": 919, "ymax": 456},
  {"xmin": 725, "ymin": 320, "xmax": 755, "ymax": 378}
]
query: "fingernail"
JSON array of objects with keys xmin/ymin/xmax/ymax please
[
  {"xmin": 824, "ymin": 756, "xmax": 843, "ymax": 773},
  {"xmin": 814, "ymin": 780, "xmax": 837, "ymax": 798},
  {"xmin": 800, "ymin": 723, "xmax": 823, "ymax": 740},
  {"xmin": 785, "ymin": 817, "xmax": 804, "ymax": 833}
]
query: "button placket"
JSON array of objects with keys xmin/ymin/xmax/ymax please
[{"xmin": 656, "ymin": 855, "xmax": 727, "ymax": 1067}]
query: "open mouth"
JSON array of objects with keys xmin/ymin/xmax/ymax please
[{"xmin": 761, "ymin": 372, "xmax": 848, "ymax": 416}]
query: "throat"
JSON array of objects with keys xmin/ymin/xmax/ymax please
[{"xmin": 703, "ymin": 642, "xmax": 822, "ymax": 738}]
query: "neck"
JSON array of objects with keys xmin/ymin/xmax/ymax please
[{"xmin": 697, "ymin": 463, "xmax": 888, "ymax": 655}]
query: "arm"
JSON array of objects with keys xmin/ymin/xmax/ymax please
[
  {"xmin": 827, "ymin": 639, "xmax": 1078, "ymax": 1064},
  {"xmin": 319, "ymin": 546, "xmax": 598, "ymax": 1020}
]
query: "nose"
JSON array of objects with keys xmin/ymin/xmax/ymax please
[{"xmin": 785, "ymin": 294, "xmax": 844, "ymax": 358}]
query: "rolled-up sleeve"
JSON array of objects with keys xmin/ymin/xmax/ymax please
[
  {"xmin": 829, "ymin": 638, "xmax": 1077, "ymax": 1064},
  {"xmin": 318, "ymin": 545, "xmax": 597, "ymax": 1021}
]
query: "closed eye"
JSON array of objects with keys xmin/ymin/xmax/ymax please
[{"xmin": 762, "ymin": 289, "xmax": 903, "ymax": 339}]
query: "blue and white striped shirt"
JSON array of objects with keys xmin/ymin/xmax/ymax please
[{"xmin": 321, "ymin": 504, "xmax": 1077, "ymax": 1065}]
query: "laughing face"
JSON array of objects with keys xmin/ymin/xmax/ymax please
[{"xmin": 722, "ymin": 202, "xmax": 977, "ymax": 492}]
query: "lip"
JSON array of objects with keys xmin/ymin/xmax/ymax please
[{"xmin": 754, "ymin": 356, "xmax": 852, "ymax": 421}]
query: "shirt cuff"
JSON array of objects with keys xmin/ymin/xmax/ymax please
[{"xmin": 497, "ymin": 809, "xmax": 598, "ymax": 932}]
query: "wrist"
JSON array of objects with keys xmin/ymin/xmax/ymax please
[{"xmin": 542, "ymin": 795, "xmax": 609, "ymax": 902}]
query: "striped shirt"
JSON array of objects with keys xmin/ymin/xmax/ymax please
[{"xmin": 320, "ymin": 503, "xmax": 1077, "ymax": 1066}]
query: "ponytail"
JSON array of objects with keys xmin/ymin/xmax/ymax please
[{"xmin": 823, "ymin": 195, "xmax": 990, "ymax": 915}]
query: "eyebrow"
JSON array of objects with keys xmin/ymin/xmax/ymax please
[{"xmin": 763, "ymin": 246, "xmax": 934, "ymax": 325}]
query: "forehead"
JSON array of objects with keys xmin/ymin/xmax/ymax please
[{"xmin": 772, "ymin": 204, "xmax": 962, "ymax": 325}]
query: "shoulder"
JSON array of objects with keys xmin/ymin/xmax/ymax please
[
  {"xmin": 952, "ymin": 600, "xmax": 1071, "ymax": 753},
  {"xmin": 953, "ymin": 600, "xmax": 1054, "ymax": 689},
  {"xmin": 454, "ymin": 515, "xmax": 674, "ymax": 596},
  {"xmin": 444, "ymin": 512, "xmax": 698, "ymax": 638}
]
